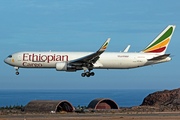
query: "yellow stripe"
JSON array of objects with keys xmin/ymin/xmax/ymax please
[{"xmin": 143, "ymin": 38, "xmax": 170, "ymax": 52}]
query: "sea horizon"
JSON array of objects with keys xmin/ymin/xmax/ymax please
[{"xmin": 0, "ymin": 89, "xmax": 162, "ymax": 108}]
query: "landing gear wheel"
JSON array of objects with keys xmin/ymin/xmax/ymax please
[
  {"xmin": 81, "ymin": 73, "xmax": 86, "ymax": 77},
  {"xmin": 90, "ymin": 72, "xmax": 95, "ymax": 76},
  {"xmin": 16, "ymin": 72, "xmax": 19, "ymax": 75},
  {"xmin": 86, "ymin": 72, "xmax": 90, "ymax": 77},
  {"xmin": 14, "ymin": 67, "xmax": 19, "ymax": 75}
]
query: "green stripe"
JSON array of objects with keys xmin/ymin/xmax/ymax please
[
  {"xmin": 144, "ymin": 27, "xmax": 173, "ymax": 51},
  {"xmin": 103, "ymin": 43, "xmax": 108, "ymax": 48}
]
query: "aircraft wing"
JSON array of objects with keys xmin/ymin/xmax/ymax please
[
  {"xmin": 69, "ymin": 38, "xmax": 111, "ymax": 65},
  {"xmin": 148, "ymin": 54, "xmax": 170, "ymax": 61}
]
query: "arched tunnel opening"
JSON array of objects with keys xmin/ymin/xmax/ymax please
[
  {"xmin": 56, "ymin": 102, "xmax": 73, "ymax": 112},
  {"xmin": 88, "ymin": 98, "xmax": 119, "ymax": 109},
  {"xmin": 96, "ymin": 100, "xmax": 118, "ymax": 109}
]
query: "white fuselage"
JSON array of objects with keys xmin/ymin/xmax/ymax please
[{"xmin": 4, "ymin": 51, "xmax": 171, "ymax": 70}]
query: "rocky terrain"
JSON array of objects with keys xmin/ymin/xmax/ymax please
[
  {"xmin": 1, "ymin": 88, "xmax": 180, "ymax": 116},
  {"xmin": 141, "ymin": 88, "xmax": 180, "ymax": 111}
]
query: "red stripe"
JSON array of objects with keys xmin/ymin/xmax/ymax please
[{"xmin": 145, "ymin": 46, "xmax": 166, "ymax": 53}]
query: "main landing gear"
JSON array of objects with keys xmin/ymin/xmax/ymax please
[
  {"xmin": 81, "ymin": 72, "xmax": 95, "ymax": 77},
  {"xmin": 14, "ymin": 67, "xmax": 19, "ymax": 75},
  {"xmin": 81, "ymin": 67, "xmax": 95, "ymax": 77}
]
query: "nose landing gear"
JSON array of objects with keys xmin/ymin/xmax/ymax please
[
  {"xmin": 14, "ymin": 67, "xmax": 19, "ymax": 75},
  {"xmin": 16, "ymin": 72, "xmax": 19, "ymax": 75}
]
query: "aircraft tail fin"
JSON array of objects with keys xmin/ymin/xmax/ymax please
[{"xmin": 141, "ymin": 25, "xmax": 176, "ymax": 54}]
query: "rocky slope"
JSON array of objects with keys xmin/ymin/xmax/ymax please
[{"xmin": 141, "ymin": 88, "xmax": 180, "ymax": 110}]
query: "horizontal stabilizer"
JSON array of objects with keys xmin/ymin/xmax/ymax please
[{"xmin": 148, "ymin": 54, "xmax": 170, "ymax": 61}]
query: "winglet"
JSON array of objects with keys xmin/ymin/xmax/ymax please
[{"xmin": 98, "ymin": 38, "xmax": 111, "ymax": 52}]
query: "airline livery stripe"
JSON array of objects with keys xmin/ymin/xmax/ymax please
[
  {"xmin": 143, "ymin": 38, "xmax": 170, "ymax": 52},
  {"xmin": 145, "ymin": 46, "xmax": 166, "ymax": 53},
  {"xmin": 101, "ymin": 43, "xmax": 108, "ymax": 49},
  {"xmin": 144, "ymin": 27, "xmax": 173, "ymax": 51}
]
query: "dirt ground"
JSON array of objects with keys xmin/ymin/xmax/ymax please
[
  {"xmin": 1, "ymin": 116, "xmax": 180, "ymax": 120},
  {"xmin": 1, "ymin": 112, "xmax": 180, "ymax": 120}
]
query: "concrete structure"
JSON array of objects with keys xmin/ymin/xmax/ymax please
[
  {"xmin": 88, "ymin": 98, "xmax": 119, "ymax": 109},
  {"xmin": 25, "ymin": 100, "xmax": 74, "ymax": 112}
]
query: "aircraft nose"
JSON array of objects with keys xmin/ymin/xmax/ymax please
[
  {"xmin": 4, "ymin": 58, "xmax": 7, "ymax": 63},
  {"xmin": 4, "ymin": 58, "xmax": 9, "ymax": 64}
]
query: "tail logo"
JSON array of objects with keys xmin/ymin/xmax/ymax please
[
  {"xmin": 142, "ymin": 26, "xmax": 173, "ymax": 53},
  {"xmin": 101, "ymin": 42, "xmax": 108, "ymax": 50}
]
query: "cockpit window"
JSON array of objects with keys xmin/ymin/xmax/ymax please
[{"xmin": 8, "ymin": 55, "xmax": 12, "ymax": 58}]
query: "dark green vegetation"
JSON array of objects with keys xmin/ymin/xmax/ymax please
[
  {"xmin": 74, "ymin": 105, "xmax": 87, "ymax": 109},
  {"xmin": 0, "ymin": 104, "xmax": 24, "ymax": 109}
]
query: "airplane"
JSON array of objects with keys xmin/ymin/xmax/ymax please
[{"xmin": 4, "ymin": 25, "xmax": 175, "ymax": 77}]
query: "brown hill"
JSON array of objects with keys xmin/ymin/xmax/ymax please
[{"xmin": 141, "ymin": 88, "xmax": 180, "ymax": 110}]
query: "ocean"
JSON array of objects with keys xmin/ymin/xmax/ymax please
[{"xmin": 0, "ymin": 89, "xmax": 158, "ymax": 107}]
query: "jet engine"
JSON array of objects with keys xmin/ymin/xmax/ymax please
[{"xmin": 56, "ymin": 62, "xmax": 76, "ymax": 71}]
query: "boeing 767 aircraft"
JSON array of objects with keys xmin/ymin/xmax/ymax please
[{"xmin": 4, "ymin": 25, "xmax": 175, "ymax": 77}]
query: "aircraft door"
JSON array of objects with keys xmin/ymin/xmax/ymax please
[{"xmin": 17, "ymin": 54, "xmax": 21, "ymax": 61}]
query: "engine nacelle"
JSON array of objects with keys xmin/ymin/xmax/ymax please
[
  {"xmin": 56, "ymin": 62, "xmax": 67, "ymax": 71},
  {"xmin": 56, "ymin": 62, "xmax": 76, "ymax": 72}
]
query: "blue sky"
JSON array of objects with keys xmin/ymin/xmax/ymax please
[{"xmin": 1, "ymin": 0, "xmax": 180, "ymax": 90}]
